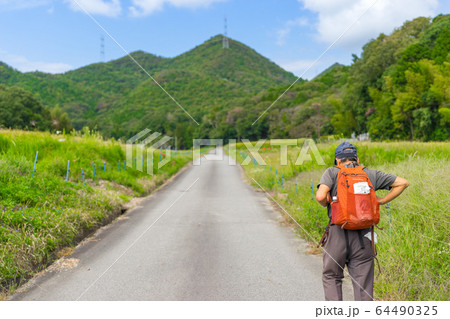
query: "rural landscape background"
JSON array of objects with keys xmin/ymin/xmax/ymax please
[
  {"xmin": 0, "ymin": 0, "xmax": 449, "ymax": 302},
  {"xmin": 1, "ymin": 14, "xmax": 449, "ymax": 145}
]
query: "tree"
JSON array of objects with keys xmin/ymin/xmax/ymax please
[
  {"xmin": 391, "ymin": 70, "xmax": 427, "ymax": 139},
  {"xmin": 0, "ymin": 84, "xmax": 50, "ymax": 130},
  {"xmin": 431, "ymin": 28, "xmax": 450, "ymax": 64},
  {"xmin": 50, "ymin": 106, "xmax": 73, "ymax": 132},
  {"xmin": 391, "ymin": 59, "xmax": 449, "ymax": 140},
  {"xmin": 367, "ymin": 85, "xmax": 395, "ymax": 140}
]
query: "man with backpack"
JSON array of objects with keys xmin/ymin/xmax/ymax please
[{"xmin": 316, "ymin": 142, "xmax": 409, "ymax": 301}]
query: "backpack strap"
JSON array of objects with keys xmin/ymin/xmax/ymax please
[
  {"xmin": 318, "ymin": 219, "xmax": 332, "ymax": 248},
  {"xmin": 371, "ymin": 226, "xmax": 376, "ymax": 256},
  {"xmin": 344, "ymin": 229, "xmax": 350, "ymax": 264},
  {"xmin": 371, "ymin": 226, "xmax": 382, "ymax": 274},
  {"xmin": 357, "ymin": 230, "xmax": 365, "ymax": 250}
]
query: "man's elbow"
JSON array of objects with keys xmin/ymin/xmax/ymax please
[
  {"xmin": 399, "ymin": 177, "xmax": 409, "ymax": 189},
  {"xmin": 316, "ymin": 193, "xmax": 323, "ymax": 202},
  {"xmin": 403, "ymin": 179, "xmax": 410, "ymax": 188},
  {"xmin": 316, "ymin": 185, "xmax": 330, "ymax": 207},
  {"xmin": 316, "ymin": 194, "xmax": 327, "ymax": 207},
  {"xmin": 392, "ymin": 177, "xmax": 409, "ymax": 190}
]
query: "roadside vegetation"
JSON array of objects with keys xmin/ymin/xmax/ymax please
[
  {"xmin": 0, "ymin": 129, "xmax": 192, "ymax": 297},
  {"xmin": 233, "ymin": 140, "xmax": 449, "ymax": 300}
]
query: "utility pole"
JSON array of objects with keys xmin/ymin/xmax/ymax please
[
  {"xmin": 222, "ymin": 17, "xmax": 229, "ymax": 49},
  {"xmin": 100, "ymin": 35, "xmax": 105, "ymax": 61}
]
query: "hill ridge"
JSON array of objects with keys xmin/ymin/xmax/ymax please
[{"xmin": 0, "ymin": 34, "xmax": 296, "ymax": 141}]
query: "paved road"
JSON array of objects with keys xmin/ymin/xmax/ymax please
[{"xmin": 12, "ymin": 149, "xmax": 349, "ymax": 301}]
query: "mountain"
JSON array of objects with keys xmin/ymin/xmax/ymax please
[
  {"xmin": 96, "ymin": 35, "xmax": 298, "ymax": 139},
  {"xmin": 314, "ymin": 63, "xmax": 344, "ymax": 79},
  {"xmin": 166, "ymin": 36, "xmax": 295, "ymax": 90},
  {"xmin": 0, "ymin": 35, "xmax": 296, "ymax": 143},
  {"xmin": 65, "ymin": 51, "xmax": 166, "ymax": 95},
  {"xmin": 2, "ymin": 14, "xmax": 449, "ymax": 143}
]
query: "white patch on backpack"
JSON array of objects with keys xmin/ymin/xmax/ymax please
[{"xmin": 353, "ymin": 182, "xmax": 370, "ymax": 194}]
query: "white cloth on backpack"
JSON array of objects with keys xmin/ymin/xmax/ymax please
[
  {"xmin": 354, "ymin": 182, "xmax": 370, "ymax": 194},
  {"xmin": 364, "ymin": 231, "xmax": 378, "ymax": 244}
]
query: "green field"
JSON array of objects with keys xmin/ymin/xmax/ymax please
[
  {"xmin": 232, "ymin": 140, "xmax": 450, "ymax": 300},
  {"xmin": 0, "ymin": 129, "xmax": 192, "ymax": 297}
]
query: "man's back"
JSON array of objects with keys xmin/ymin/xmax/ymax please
[{"xmin": 319, "ymin": 165, "xmax": 397, "ymax": 218}]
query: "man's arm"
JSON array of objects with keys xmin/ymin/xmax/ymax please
[
  {"xmin": 316, "ymin": 184, "xmax": 331, "ymax": 207},
  {"xmin": 377, "ymin": 176, "xmax": 409, "ymax": 205}
]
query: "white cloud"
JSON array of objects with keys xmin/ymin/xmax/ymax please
[
  {"xmin": 0, "ymin": 50, "xmax": 73, "ymax": 74},
  {"xmin": 129, "ymin": 0, "xmax": 225, "ymax": 16},
  {"xmin": 65, "ymin": 0, "xmax": 122, "ymax": 17},
  {"xmin": 298, "ymin": 0, "xmax": 439, "ymax": 50},
  {"xmin": 276, "ymin": 17, "xmax": 309, "ymax": 46}
]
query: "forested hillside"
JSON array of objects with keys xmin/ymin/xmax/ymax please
[
  {"xmin": 247, "ymin": 14, "xmax": 450, "ymax": 141},
  {"xmin": 0, "ymin": 35, "xmax": 296, "ymax": 146},
  {"xmin": 0, "ymin": 15, "xmax": 448, "ymax": 144}
]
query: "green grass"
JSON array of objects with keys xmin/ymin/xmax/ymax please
[
  {"xmin": 233, "ymin": 140, "xmax": 450, "ymax": 300},
  {"xmin": 0, "ymin": 129, "xmax": 192, "ymax": 296}
]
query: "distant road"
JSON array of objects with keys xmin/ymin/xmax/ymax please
[{"xmin": 12, "ymin": 149, "xmax": 347, "ymax": 301}]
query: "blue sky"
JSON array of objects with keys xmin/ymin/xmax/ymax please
[{"xmin": 0, "ymin": 0, "xmax": 448, "ymax": 79}]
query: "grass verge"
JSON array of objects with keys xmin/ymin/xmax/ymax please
[
  {"xmin": 0, "ymin": 129, "xmax": 192, "ymax": 296},
  {"xmin": 233, "ymin": 140, "xmax": 449, "ymax": 300}
]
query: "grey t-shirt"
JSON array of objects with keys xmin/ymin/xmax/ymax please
[{"xmin": 318, "ymin": 165, "xmax": 397, "ymax": 218}]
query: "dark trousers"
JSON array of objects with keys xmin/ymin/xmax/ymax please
[{"xmin": 322, "ymin": 225, "xmax": 375, "ymax": 301}]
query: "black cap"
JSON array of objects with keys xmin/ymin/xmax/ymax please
[{"xmin": 334, "ymin": 142, "xmax": 357, "ymax": 165}]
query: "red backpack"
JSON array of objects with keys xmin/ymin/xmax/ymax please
[{"xmin": 330, "ymin": 165, "xmax": 379, "ymax": 230}]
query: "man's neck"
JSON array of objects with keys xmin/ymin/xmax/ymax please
[{"xmin": 340, "ymin": 161, "xmax": 358, "ymax": 168}]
